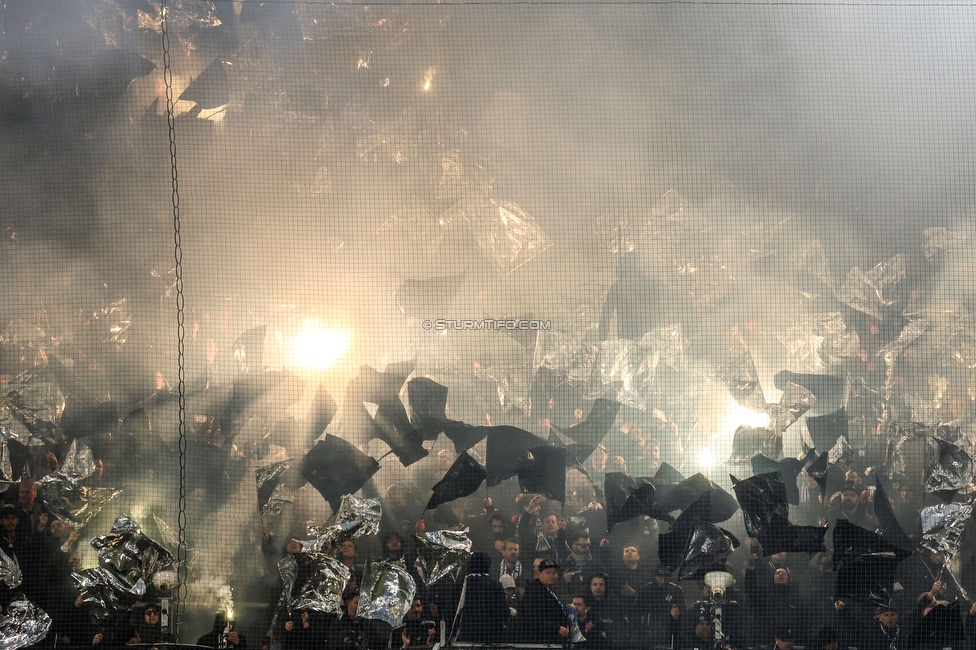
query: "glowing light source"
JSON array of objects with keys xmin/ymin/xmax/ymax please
[
  {"xmin": 423, "ymin": 66, "xmax": 437, "ymax": 91},
  {"xmin": 721, "ymin": 398, "xmax": 770, "ymax": 434},
  {"xmin": 697, "ymin": 447, "xmax": 718, "ymax": 470},
  {"xmin": 225, "ymin": 605, "xmax": 234, "ymax": 621},
  {"xmin": 290, "ymin": 319, "xmax": 351, "ymax": 371}
]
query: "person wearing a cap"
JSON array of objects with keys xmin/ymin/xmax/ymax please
[
  {"xmin": 499, "ymin": 574, "xmax": 519, "ymax": 621},
  {"xmin": 633, "ymin": 568, "xmax": 686, "ymax": 649},
  {"xmin": 519, "ymin": 558, "xmax": 571, "ymax": 643},
  {"xmin": 827, "ymin": 482, "xmax": 875, "ymax": 529},
  {"xmin": 769, "ymin": 626, "xmax": 796, "ymax": 650},
  {"xmin": 845, "ymin": 603, "xmax": 901, "ymax": 650}
]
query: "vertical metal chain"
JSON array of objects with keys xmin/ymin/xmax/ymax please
[{"xmin": 160, "ymin": 0, "xmax": 189, "ymax": 640}]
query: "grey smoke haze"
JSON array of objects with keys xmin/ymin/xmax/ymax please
[{"xmin": 4, "ymin": 0, "xmax": 976, "ymax": 639}]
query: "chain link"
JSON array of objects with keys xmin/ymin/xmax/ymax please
[{"xmin": 160, "ymin": 0, "xmax": 189, "ymax": 640}]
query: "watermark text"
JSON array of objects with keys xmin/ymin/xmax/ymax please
[{"xmin": 422, "ymin": 319, "xmax": 551, "ymax": 331}]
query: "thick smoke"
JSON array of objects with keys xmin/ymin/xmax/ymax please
[{"xmin": 3, "ymin": 0, "xmax": 976, "ymax": 642}]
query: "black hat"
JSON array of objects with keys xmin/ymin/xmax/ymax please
[
  {"xmin": 877, "ymin": 604, "xmax": 899, "ymax": 614},
  {"xmin": 840, "ymin": 482, "xmax": 860, "ymax": 495},
  {"xmin": 775, "ymin": 626, "xmax": 796, "ymax": 641},
  {"xmin": 0, "ymin": 504, "xmax": 16, "ymax": 517},
  {"xmin": 538, "ymin": 558, "xmax": 560, "ymax": 571}
]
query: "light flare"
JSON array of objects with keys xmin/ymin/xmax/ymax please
[{"xmin": 290, "ymin": 319, "xmax": 352, "ymax": 371}]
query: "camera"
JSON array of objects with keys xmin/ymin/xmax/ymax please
[{"xmin": 154, "ymin": 569, "xmax": 178, "ymax": 595}]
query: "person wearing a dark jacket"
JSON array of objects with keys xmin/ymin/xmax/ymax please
[
  {"xmin": 126, "ymin": 604, "xmax": 173, "ymax": 645},
  {"xmin": 197, "ymin": 611, "xmax": 248, "ymax": 649},
  {"xmin": 453, "ymin": 551, "xmax": 508, "ymax": 643},
  {"xmin": 329, "ymin": 591, "xmax": 387, "ymax": 650},
  {"xmin": 519, "ymin": 558, "xmax": 571, "ymax": 644},
  {"xmin": 858, "ymin": 604, "xmax": 902, "ymax": 650},
  {"xmin": 392, "ymin": 597, "xmax": 437, "ymax": 648},
  {"xmin": 633, "ymin": 568, "xmax": 686, "ymax": 649}
]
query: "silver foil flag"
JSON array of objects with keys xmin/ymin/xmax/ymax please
[
  {"xmin": 357, "ymin": 560, "xmax": 417, "ymax": 627},
  {"xmin": 414, "ymin": 528, "xmax": 473, "ymax": 586},
  {"xmin": 921, "ymin": 500, "xmax": 975, "ymax": 559},
  {"xmin": 36, "ymin": 472, "xmax": 123, "ymax": 528},
  {"xmin": 0, "ymin": 599, "xmax": 52, "ymax": 650}
]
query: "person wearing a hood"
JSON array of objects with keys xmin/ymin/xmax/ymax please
[
  {"xmin": 452, "ymin": 551, "xmax": 509, "ymax": 644},
  {"xmin": 744, "ymin": 558, "xmax": 806, "ymax": 646}
]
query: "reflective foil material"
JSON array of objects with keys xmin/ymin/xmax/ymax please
[
  {"xmin": 90, "ymin": 514, "xmax": 175, "ymax": 589},
  {"xmin": 470, "ymin": 200, "xmax": 552, "ymax": 275},
  {"xmin": 255, "ymin": 459, "xmax": 291, "ymax": 517},
  {"xmin": 72, "ymin": 566, "xmax": 145, "ymax": 624},
  {"xmin": 723, "ymin": 348, "xmax": 767, "ymax": 414},
  {"xmin": 334, "ymin": 495, "xmax": 382, "ymax": 538},
  {"xmin": 766, "ymin": 383, "xmax": 816, "ymax": 434},
  {"xmin": 0, "ymin": 599, "xmax": 52, "ymax": 650},
  {"xmin": 414, "ymin": 529, "xmax": 473, "ymax": 586},
  {"xmin": 357, "ymin": 560, "xmax": 417, "ymax": 627},
  {"xmin": 289, "ymin": 553, "xmax": 351, "ymax": 614},
  {"xmin": 921, "ymin": 500, "xmax": 975, "ymax": 558},
  {"xmin": 36, "ymin": 472, "xmax": 123, "ymax": 528},
  {"xmin": 532, "ymin": 330, "xmax": 598, "ymax": 385},
  {"xmin": 61, "ymin": 439, "xmax": 97, "ymax": 481},
  {"xmin": 925, "ymin": 437, "xmax": 976, "ymax": 493},
  {"xmin": 836, "ymin": 254, "xmax": 906, "ymax": 320},
  {"xmin": 0, "ymin": 548, "xmax": 22, "ymax": 588}
]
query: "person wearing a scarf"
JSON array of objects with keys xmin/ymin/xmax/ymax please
[
  {"xmin": 519, "ymin": 558, "xmax": 571, "ymax": 644},
  {"xmin": 497, "ymin": 539, "xmax": 524, "ymax": 591},
  {"xmin": 859, "ymin": 605, "xmax": 901, "ymax": 650},
  {"xmin": 451, "ymin": 551, "xmax": 509, "ymax": 643}
]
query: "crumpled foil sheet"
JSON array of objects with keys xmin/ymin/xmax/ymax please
[
  {"xmin": 778, "ymin": 312, "xmax": 859, "ymax": 372},
  {"xmin": 795, "ymin": 240, "xmax": 834, "ymax": 289},
  {"xmin": 0, "ymin": 599, "xmax": 52, "ymax": 650},
  {"xmin": 638, "ymin": 324, "xmax": 688, "ymax": 389},
  {"xmin": 723, "ymin": 350, "xmax": 767, "ymax": 414},
  {"xmin": 279, "ymin": 552, "xmax": 351, "ymax": 614},
  {"xmin": 921, "ymin": 500, "xmax": 975, "ymax": 559},
  {"xmin": 92, "ymin": 298, "xmax": 130, "ymax": 347},
  {"xmin": 334, "ymin": 495, "xmax": 382, "ymax": 538},
  {"xmin": 828, "ymin": 435, "xmax": 854, "ymax": 467},
  {"xmin": 532, "ymin": 330, "xmax": 598, "ymax": 386},
  {"xmin": 36, "ymin": 472, "xmax": 123, "ymax": 529},
  {"xmin": 0, "ymin": 369, "xmax": 64, "ymax": 445},
  {"xmin": 765, "ymin": 383, "xmax": 816, "ymax": 434},
  {"xmin": 836, "ymin": 254, "xmax": 906, "ymax": 320},
  {"xmin": 945, "ymin": 316, "xmax": 976, "ymax": 369},
  {"xmin": 61, "ymin": 439, "xmax": 97, "ymax": 481},
  {"xmin": 473, "ymin": 362, "xmax": 532, "ymax": 415},
  {"xmin": 357, "ymin": 560, "xmax": 417, "ymax": 628},
  {"xmin": 924, "ymin": 227, "xmax": 966, "ymax": 260},
  {"xmin": 139, "ymin": 0, "xmax": 222, "ymax": 33},
  {"xmin": 925, "ymin": 437, "xmax": 976, "ymax": 493},
  {"xmin": 255, "ymin": 459, "xmax": 291, "ymax": 517},
  {"xmin": 90, "ymin": 514, "xmax": 175, "ymax": 588},
  {"xmin": 879, "ymin": 319, "xmax": 928, "ymax": 400},
  {"xmin": 262, "ymin": 484, "xmax": 296, "ymax": 518},
  {"xmin": 590, "ymin": 339, "xmax": 644, "ymax": 409},
  {"xmin": 414, "ymin": 528, "xmax": 472, "ymax": 586},
  {"xmin": 72, "ymin": 566, "xmax": 145, "ymax": 624},
  {"xmin": 0, "ymin": 547, "xmax": 22, "ymax": 588},
  {"xmin": 468, "ymin": 200, "xmax": 552, "ymax": 275}
]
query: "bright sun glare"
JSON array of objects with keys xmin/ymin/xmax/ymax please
[{"xmin": 291, "ymin": 319, "xmax": 352, "ymax": 371}]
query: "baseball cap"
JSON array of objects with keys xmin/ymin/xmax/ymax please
[
  {"xmin": 538, "ymin": 558, "xmax": 560, "ymax": 571},
  {"xmin": 775, "ymin": 626, "xmax": 796, "ymax": 641},
  {"xmin": 0, "ymin": 504, "xmax": 16, "ymax": 517},
  {"xmin": 499, "ymin": 574, "xmax": 517, "ymax": 590}
]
